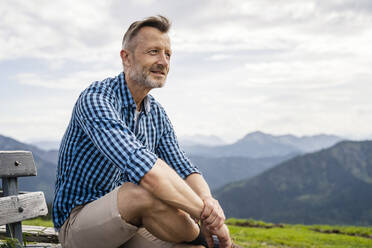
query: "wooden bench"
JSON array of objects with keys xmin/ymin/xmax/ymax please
[{"xmin": 0, "ymin": 151, "xmax": 48, "ymax": 247}]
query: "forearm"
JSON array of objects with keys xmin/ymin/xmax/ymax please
[
  {"xmin": 187, "ymin": 173, "xmax": 227, "ymax": 232},
  {"xmin": 185, "ymin": 173, "xmax": 212, "ymax": 199},
  {"xmin": 140, "ymin": 159, "xmax": 204, "ymax": 219}
]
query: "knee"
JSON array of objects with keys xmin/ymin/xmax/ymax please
[
  {"xmin": 118, "ymin": 183, "xmax": 156, "ymax": 211},
  {"xmin": 141, "ymin": 197, "xmax": 199, "ymax": 242},
  {"xmin": 174, "ymin": 210, "xmax": 200, "ymax": 242},
  {"xmin": 173, "ymin": 209, "xmax": 192, "ymax": 223},
  {"xmin": 117, "ymin": 183, "xmax": 159, "ymax": 225}
]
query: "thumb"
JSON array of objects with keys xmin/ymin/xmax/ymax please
[{"xmin": 205, "ymin": 234, "xmax": 214, "ymax": 248}]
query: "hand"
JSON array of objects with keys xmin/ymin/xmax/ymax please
[
  {"xmin": 201, "ymin": 223, "xmax": 232, "ymax": 248},
  {"xmin": 200, "ymin": 224, "xmax": 214, "ymax": 248},
  {"xmin": 200, "ymin": 196, "xmax": 226, "ymax": 231},
  {"xmin": 214, "ymin": 224, "xmax": 232, "ymax": 248}
]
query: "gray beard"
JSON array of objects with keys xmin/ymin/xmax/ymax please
[{"xmin": 128, "ymin": 66, "xmax": 165, "ymax": 89}]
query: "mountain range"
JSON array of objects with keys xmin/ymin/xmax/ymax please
[
  {"xmin": 0, "ymin": 131, "xmax": 356, "ymax": 227},
  {"xmin": 215, "ymin": 140, "xmax": 372, "ymax": 226},
  {"xmin": 29, "ymin": 140, "xmax": 61, "ymax": 151},
  {"xmin": 183, "ymin": 131, "xmax": 343, "ymax": 158},
  {"xmin": 179, "ymin": 134, "xmax": 226, "ymax": 147},
  {"xmin": 189, "ymin": 154, "xmax": 292, "ymax": 190},
  {"xmin": 0, "ymin": 135, "xmax": 57, "ymax": 202},
  {"xmin": 2, "ymin": 133, "xmax": 289, "ymax": 200}
]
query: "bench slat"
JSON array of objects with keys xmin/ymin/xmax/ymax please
[
  {"xmin": 0, "ymin": 151, "xmax": 37, "ymax": 177},
  {"xmin": 0, "ymin": 225, "xmax": 59, "ymax": 244},
  {"xmin": 0, "ymin": 191, "xmax": 32, "ymax": 197},
  {"xmin": 0, "ymin": 192, "xmax": 48, "ymax": 225}
]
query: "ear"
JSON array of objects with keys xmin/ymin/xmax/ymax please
[{"xmin": 120, "ymin": 49, "xmax": 132, "ymax": 68}]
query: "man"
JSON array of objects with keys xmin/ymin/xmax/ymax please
[{"xmin": 53, "ymin": 15, "xmax": 234, "ymax": 248}]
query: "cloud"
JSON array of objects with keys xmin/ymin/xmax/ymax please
[
  {"xmin": 1, "ymin": 0, "xmax": 372, "ymax": 141},
  {"xmin": 13, "ymin": 69, "xmax": 119, "ymax": 90},
  {"xmin": 0, "ymin": 0, "xmax": 119, "ymax": 62}
]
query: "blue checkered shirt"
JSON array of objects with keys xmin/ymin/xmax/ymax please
[{"xmin": 52, "ymin": 72, "xmax": 200, "ymax": 229}]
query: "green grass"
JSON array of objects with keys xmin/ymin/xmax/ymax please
[
  {"xmin": 14, "ymin": 217, "xmax": 372, "ymax": 248},
  {"xmin": 227, "ymin": 218, "xmax": 372, "ymax": 248},
  {"xmin": 22, "ymin": 217, "xmax": 54, "ymax": 227},
  {"xmin": 309, "ymin": 224, "xmax": 372, "ymax": 237},
  {"xmin": 226, "ymin": 218, "xmax": 284, "ymax": 228}
]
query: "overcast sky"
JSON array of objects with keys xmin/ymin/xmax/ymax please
[{"xmin": 1, "ymin": 0, "xmax": 371, "ymax": 143}]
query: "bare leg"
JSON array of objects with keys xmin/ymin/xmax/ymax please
[
  {"xmin": 121, "ymin": 228, "xmax": 204, "ymax": 248},
  {"xmin": 117, "ymin": 182, "xmax": 200, "ymax": 243}
]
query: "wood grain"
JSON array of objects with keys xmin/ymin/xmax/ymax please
[
  {"xmin": 0, "ymin": 151, "xmax": 37, "ymax": 177},
  {"xmin": 0, "ymin": 192, "xmax": 48, "ymax": 225}
]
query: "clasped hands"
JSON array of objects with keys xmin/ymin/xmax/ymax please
[{"xmin": 199, "ymin": 196, "xmax": 231, "ymax": 248}]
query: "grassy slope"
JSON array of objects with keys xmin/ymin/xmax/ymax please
[
  {"xmin": 20, "ymin": 218, "xmax": 372, "ymax": 248},
  {"xmin": 230, "ymin": 225, "xmax": 372, "ymax": 248},
  {"xmin": 228, "ymin": 219, "xmax": 372, "ymax": 248}
]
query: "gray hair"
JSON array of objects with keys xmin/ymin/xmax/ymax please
[{"xmin": 122, "ymin": 15, "xmax": 171, "ymax": 51}]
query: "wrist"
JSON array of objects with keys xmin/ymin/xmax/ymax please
[{"xmin": 200, "ymin": 194, "xmax": 213, "ymax": 201}]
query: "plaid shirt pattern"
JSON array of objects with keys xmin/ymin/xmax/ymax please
[{"xmin": 52, "ymin": 72, "xmax": 200, "ymax": 229}]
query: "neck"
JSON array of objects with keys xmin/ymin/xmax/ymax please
[{"xmin": 125, "ymin": 76, "xmax": 151, "ymax": 111}]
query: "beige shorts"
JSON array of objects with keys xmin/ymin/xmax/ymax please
[{"xmin": 58, "ymin": 187, "xmax": 174, "ymax": 248}]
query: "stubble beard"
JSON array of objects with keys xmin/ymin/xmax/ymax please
[{"xmin": 128, "ymin": 64, "xmax": 166, "ymax": 89}]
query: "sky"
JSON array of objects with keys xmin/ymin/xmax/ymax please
[{"xmin": 0, "ymin": 0, "xmax": 372, "ymax": 144}]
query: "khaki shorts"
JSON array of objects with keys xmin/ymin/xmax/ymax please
[{"xmin": 58, "ymin": 187, "xmax": 174, "ymax": 248}]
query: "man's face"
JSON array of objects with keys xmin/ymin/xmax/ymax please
[{"xmin": 126, "ymin": 26, "xmax": 171, "ymax": 89}]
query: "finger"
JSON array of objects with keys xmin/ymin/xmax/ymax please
[
  {"xmin": 220, "ymin": 210, "xmax": 226, "ymax": 221},
  {"xmin": 215, "ymin": 209, "xmax": 226, "ymax": 229},
  {"xmin": 202, "ymin": 203, "xmax": 217, "ymax": 221},
  {"xmin": 215, "ymin": 201, "xmax": 226, "ymax": 220},
  {"xmin": 203, "ymin": 210, "xmax": 218, "ymax": 226},
  {"xmin": 216, "ymin": 214, "xmax": 226, "ymax": 230},
  {"xmin": 221, "ymin": 225, "xmax": 232, "ymax": 248},
  {"xmin": 208, "ymin": 214, "xmax": 225, "ymax": 231},
  {"xmin": 222, "ymin": 238, "xmax": 232, "ymax": 248},
  {"xmin": 218, "ymin": 235, "xmax": 230, "ymax": 248},
  {"xmin": 205, "ymin": 234, "xmax": 214, "ymax": 248},
  {"xmin": 214, "ymin": 207, "xmax": 225, "ymax": 225},
  {"xmin": 201, "ymin": 202, "xmax": 213, "ymax": 219},
  {"xmin": 217, "ymin": 205, "xmax": 225, "ymax": 219},
  {"xmin": 204, "ymin": 210, "xmax": 225, "ymax": 230}
]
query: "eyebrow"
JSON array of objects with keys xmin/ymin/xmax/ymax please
[{"xmin": 145, "ymin": 46, "xmax": 172, "ymax": 53}]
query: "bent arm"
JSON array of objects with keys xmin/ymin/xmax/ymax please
[
  {"xmin": 187, "ymin": 173, "xmax": 227, "ymax": 229},
  {"xmin": 185, "ymin": 173, "xmax": 212, "ymax": 199},
  {"xmin": 140, "ymin": 159, "xmax": 204, "ymax": 220}
]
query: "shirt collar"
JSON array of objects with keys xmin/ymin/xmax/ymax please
[
  {"xmin": 118, "ymin": 72, "xmax": 151, "ymax": 114},
  {"xmin": 142, "ymin": 95, "xmax": 151, "ymax": 113}
]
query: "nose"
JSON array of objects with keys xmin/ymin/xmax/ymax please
[{"xmin": 157, "ymin": 51, "xmax": 170, "ymax": 68}]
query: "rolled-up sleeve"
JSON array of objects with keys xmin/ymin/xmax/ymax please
[
  {"xmin": 75, "ymin": 89, "xmax": 158, "ymax": 185},
  {"xmin": 156, "ymin": 112, "xmax": 200, "ymax": 179}
]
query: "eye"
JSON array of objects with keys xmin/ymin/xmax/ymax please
[
  {"xmin": 165, "ymin": 52, "xmax": 171, "ymax": 58},
  {"xmin": 148, "ymin": 49, "xmax": 158, "ymax": 55}
]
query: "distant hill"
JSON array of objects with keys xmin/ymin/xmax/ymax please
[
  {"xmin": 184, "ymin": 131, "xmax": 343, "ymax": 158},
  {"xmin": 0, "ymin": 135, "xmax": 59, "ymax": 164},
  {"xmin": 179, "ymin": 134, "xmax": 226, "ymax": 147},
  {"xmin": 190, "ymin": 154, "xmax": 292, "ymax": 190},
  {"xmin": 215, "ymin": 140, "xmax": 372, "ymax": 226},
  {"xmin": 0, "ymin": 134, "xmax": 58, "ymax": 203},
  {"xmin": 30, "ymin": 140, "xmax": 60, "ymax": 151},
  {"xmin": 0, "ymin": 134, "xmax": 291, "ymax": 201}
]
